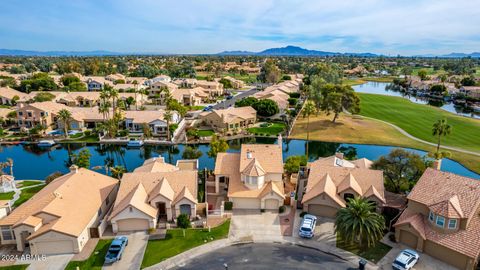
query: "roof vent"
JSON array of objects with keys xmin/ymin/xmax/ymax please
[
  {"xmin": 69, "ymin": 165, "xmax": 79, "ymax": 173},
  {"xmin": 53, "ymin": 191, "xmax": 62, "ymax": 199},
  {"xmin": 246, "ymin": 151, "xmax": 252, "ymax": 159}
]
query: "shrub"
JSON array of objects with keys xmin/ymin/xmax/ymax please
[
  {"xmin": 84, "ymin": 130, "xmax": 91, "ymax": 136},
  {"xmin": 279, "ymin": 206, "xmax": 286, "ymax": 213},
  {"xmin": 177, "ymin": 214, "xmax": 191, "ymax": 229},
  {"xmin": 224, "ymin": 201, "xmax": 233, "ymax": 211},
  {"xmin": 288, "ymin": 98, "xmax": 298, "ymax": 106},
  {"xmin": 45, "ymin": 171, "xmax": 64, "ymax": 184},
  {"xmin": 289, "ymin": 92, "xmax": 300, "ymax": 98},
  {"xmin": 300, "ymin": 211, "xmax": 308, "ymax": 217},
  {"xmin": 117, "ymin": 130, "xmax": 128, "ymax": 137}
]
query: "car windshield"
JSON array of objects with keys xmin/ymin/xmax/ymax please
[
  {"xmin": 110, "ymin": 245, "xmax": 121, "ymax": 249},
  {"xmin": 394, "ymin": 259, "xmax": 406, "ymax": 268},
  {"xmin": 300, "ymin": 227, "xmax": 311, "ymax": 232}
]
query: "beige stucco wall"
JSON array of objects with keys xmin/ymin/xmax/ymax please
[
  {"xmin": 260, "ymin": 192, "xmax": 283, "ymax": 210},
  {"xmin": 111, "ymin": 207, "xmax": 156, "ymax": 233},
  {"xmin": 303, "ymin": 193, "xmax": 342, "ymax": 209}
]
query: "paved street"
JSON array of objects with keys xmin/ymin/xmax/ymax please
[
  {"xmin": 173, "ymin": 243, "xmax": 356, "ymax": 270},
  {"xmin": 212, "ymin": 87, "xmax": 258, "ymax": 109},
  {"xmin": 103, "ymin": 232, "xmax": 149, "ymax": 270}
]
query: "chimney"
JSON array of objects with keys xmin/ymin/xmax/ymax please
[
  {"xmin": 69, "ymin": 165, "xmax": 79, "ymax": 173},
  {"xmin": 246, "ymin": 151, "xmax": 252, "ymax": 159},
  {"xmin": 277, "ymin": 134, "xmax": 282, "ymax": 145},
  {"xmin": 432, "ymin": 159, "xmax": 442, "ymax": 170},
  {"xmin": 335, "ymin": 152, "xmax": 344, "ymax": 159}
]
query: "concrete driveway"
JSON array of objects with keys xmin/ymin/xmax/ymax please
[
  {"xmin": 229, "ymin": 210, "xmax": 281, "ymax": 241},
  {"xmin": 19, "ymin": 254, "xmax": 73, "ymax": 270},
  {"xmin": 293, "ymin": 213, "xmax": 337, "ymax": 246},
  {"xmin": 103, "ymin": 231, "xmax": 149, "ymax": 270}
]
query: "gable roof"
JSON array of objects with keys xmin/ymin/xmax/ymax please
[
  {"xmin": 134, "ymin": 157, "xmax": 179, "ymax": 173},
  {"xmin": 428, "ymin": 195, "xmax": 464, "ymax": 219},
  {"xmin": 337, "ymin": 173, "xmax": 363, "ymax": 195},
  {"xmin": 302, "ymin": 174, "xmax": 345, "ymax": 207},
  {"xmin": 201, "ymin": 106, "xmax": 256, "ymax": 123},
  {"xmin": 242, "ymin": 158, "xmax": 266, "ymax": 177},
  {"xmin": 239, "ymin": 144, "xmax": 283, "ymax": 174}
]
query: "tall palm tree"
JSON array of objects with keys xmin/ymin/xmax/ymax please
[
  {"xmin": 432, "ymin": 118, "xmax": 452, "ymax": 156},
  {"xmin": 57, "ymin": 109, "xmax": 72, "ymax": 138},
  {"xmin": 110, "ymin": 165, "xmax": 126, "ymax": 180},
  {"xmin": 302, "ymin": 101, "xmax": 316, "ymax": 160},
  {"xmin": 163, "ymin": 110, "xmax": 173, "ymax": 141},
  {"xmin": 335, "ymin": 197, "xmax": 386, "ymax": 247},
  {"xmin": 98, "ymin": 101, "xmax": 111, "ymax": 121},
  {"xmin": 133, "ymin": 80, "xmax": 138, "ymax": 110},
  {"xmin": 6, "ymin": 158, "xmax": 13, "ymax": 176}
]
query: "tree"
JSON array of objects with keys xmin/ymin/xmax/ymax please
[
  {"xmin": 177, "ymin": 213, "xmax": 191, "ymax": 229},
  {"xmin": 110, "ymin": 165, "xmax": 126, "ymax": 180},
  {"xmin": 20, "ymin": 72, "xmax": 57, "ymax": 92},
  {"xmin": 319, "ymin": 84, "xmax": 360, "ymax": 123},
  {"xmin": 61, "ymin": 74, "xmax": 81, "ymax": 87},
  {"xmin": 163, "ymin": 110, "xmax": 173, "ymax": 141},
  {"xmin": 182, "ymin": 146, "xmax": 203, "ymax": 159},
  {"xmin": 167, "ymin": 99, "xmax": 187, "ymax": 117},
  {"xmin": 208, "ymin": 135, "xmax": 229, "ymax": 158},
  {"xmin": 252, "ymin": 99, "xmax": 279, "ymax": 117},
  {"xmin": 335, "ymin": 197, "xmax": 385, "ymax": 248},
  {"xmin": 125, "ymin": 96, "xmax": 135, "ymax": 109},
  {"xmin": 417, "ymin": 69, "xmax": 428, "ymax": 81},
  {"xmin": 431, "ymin": 119, "xmax": 452, "ymax": 159},
  {"xmin": 284, "ymin": 155, "xmax": 307, "ymax": 174},
  {"xmin": 33, "ymin": 92, "xmax": 56, "ymax": 102},
  {"xmin": 302, "ymin": 101, "xmax": 316, "ymax": 159},
  {"xmin": 460, "ymin": 76, "xmax": 476, "ymax": 86},
  {"xmin": 429, "ymin": 84, "xmax": 447, "ymax": 96},
  {"xmin": 235, "ymin": 97, "xmax": 258, "ymax": 107},
  {"xmin": 372, "ymin": 149, "xmax": 430, "ymax": 193},
  {"xmin": 257, "ymin": 59, "xmax": 280, "ymax": 83},
  {"xmin": 71, "ymin": 149, "xmax": 92, "ymax": 168},
  {"xmin": 142, "ymin": 123, "xmax": 152, "ymax": 139},
  {"xmin": 57, "ymin": 109, "xmax": 72, "ymax": 138},
  {"xmin": 219, "ymin": 78, "xmax": 233, "ymax": 89}
]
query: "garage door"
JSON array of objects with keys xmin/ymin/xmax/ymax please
[
  {"xmin": 264, "ymin": 199, "xmax": 279, "ymax": 210},
  {"xmin": 116, "ymin": 218, "xmax": 150, "ymax": 232},
  {"xmin": 34, "ymin": 240, "xmax": 74, "ymax": 255},
  {"xmin": 232, "ymin": 198, "xmax": 261, "ymax": 209},
  {"xmin": 399, "ymin": 230, "xmax": 418, "ymax": 249},
  {"xmin": 424, "ymin": 241, "xmax": 468, "ymax": 269},
  {"xmin": 307, "ymin": 204, "xmax": 338, "ymax": 218}
]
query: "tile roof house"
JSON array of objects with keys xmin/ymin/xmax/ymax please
[
  {"xmin": 199, "ymin": 106, "xmax": 256, "ymax": 133},
  {"xmin": 124, "ymin": 110, "xmax": 180, "ymax": 138},
  {"xmin": 394, "ymin": 168, "xmax": 480, "ymax": 270},
  {"xmin": 0, "ymin": 87, "xmax": 29, "ymax": 105},
  {"xmin": 300, "ymin": 154, "xmax": 385, "ymax": 218},
  {"xmin": 108, "ymin": 157, "xmax": 198, "ymax": 233},
  {"xmin": 213, "ymin": 144, "xmax": 285, "ymax": 210},
  {"xmin": 0, "ymin": 166, "xmax": 118, "ymax": 255}
]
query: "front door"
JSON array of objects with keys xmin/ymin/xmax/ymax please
[
  {"xmin": 20, "ymin": 231, "xmax": 30, "ymax": 248},
  {"xmin": 157, "ymin": 202, "xmax": 167, "ymax": 221}
]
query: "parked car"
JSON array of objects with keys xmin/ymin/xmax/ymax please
[
  {"xmin": 392, "ymin": 249, "xmax": 419, "ymax": 270},
  {"xmin": 104, "ymin": 236, "xmax": 128, "ymax": 264},
  {"xmin": 298, "ymin": 214, "xmax": 317, "ymax": 238},
  {"xmin": 202, "ymin": 105, "xmax": 213, "ymax": 112},
  {"xmin": 226, "ymin": 95, "xmax": 233, "ymax": 100}
]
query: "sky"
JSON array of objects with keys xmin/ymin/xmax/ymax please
[{"xmin": 1, "ymin": 0, "xmax": 480, "ymax": 56}]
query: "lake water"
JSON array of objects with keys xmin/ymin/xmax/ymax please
[
  {"xmin": 0, "ymin": 138, "xmax": 478, "ymax": 180},
  {"xmin": 353, "ymin": 82, "xmax": 480, "ymax": 119}
]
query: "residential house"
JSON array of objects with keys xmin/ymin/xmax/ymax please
[
  {"xmin": 394, "ymin": 168, "xmax": 480, "ymax": 270},
  {"xmin": 199, "ymin": 106, "xmax": 256, "ymax": 133},
  {"xmin": 213, "ymin": 144, "xmax": 285, "ymax": 210},
  {"xmin": 105, "ymin": 73, "xmax": 126, "ymax": 82},
  {"xmin": 149, "ymin": 81, "xmax": 178, "ymax": 100},
  {"xmin": 85, "ymin": 77, "xmax": 112, "ymax": 91},
  {"xmin": 171, "ymin": 87, "xmax": 209, "ymax": 106},
  {"xmin": 0, "ymin": 87, "xmax": 29, "ymax": 105},
  {"xmin": 15, "ymin": 101, "xmax": 66, "ymax": 131},
  {"xmin": 196, "ymin": 80, "xmax": 225, "ymax": 97},
  {"xmin": 145, "ymin": 75, "xmax": 172, "ymax": 87},
  {"xmin": 0, "ymin": 201, "xmax": 11, "ymax": 219},
  {"xmin": 300, "ymin": 154, "xmax": 385, "ymax": 218},
  {"xmin": 460, "ymin": 86, "xmax": 480, "ymax": 99},
  {"xmin": 172, "ymin": 78, "xmax": 197, "ymax": 88},
  {"xmin": 222, "ymin": 76, "xmax": 245, "ymax": 89},
  {"xmin": 108, "ymin": 157, "xmax": 198, "ymax": 232},
  {"xmin": 124, "ymin": 110, "xmax": 180, "ymax": 138},
  {"xmin": 0, "ymin": 166, "xmax": 118, "ymax": 255}
]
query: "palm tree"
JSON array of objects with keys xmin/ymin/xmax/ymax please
[
  {"xmin": 110, "ymin": 165, "xmax": 126, "ymax": 180},
  {"xmin": 163, "ymin": 110, "xmax": 173, "ymax": 141},
  {"xmin": 432, "ymin": 118, "xmax": 452, "ymax": 157},
  {"xmin": 6, "ymin": 158, "xmax": 13, "ymax": 176},
  {"xmin": 98, "ymin": 101, "xmax": 111, "ymax": 121},
  {"xmin": 302, "ymin": 101, "xmax": 316, "ymax": 160},
  {"xmin": 335, "ymin": 197, "xmax": 386, "ymax": 247},
  {"xmin": 57, "ymin": 109, "xmax": 72, "ymax": 138}
]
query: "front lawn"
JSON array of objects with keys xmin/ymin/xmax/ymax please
[
  {"xmin": 0, "ymin": 191, "xmax": 15, "ymax": 200},
  {"xmin": 189, "ymin": 105, "xmax": 206, "ymax": 111},
  {"xmin": 197, "ymin": 129, "xmax": 214, "ymax": 137},
  {"xmin": 248, "ymin": 122, "xmax": 286, "ymax": 135},
  {"xmin": 65, "ymin": 239, "xmax": 112, "ymax": 270},
  {"xmin": 61, "ymin": 134, "xmax": 99, "ymax": 143},
  {"xmin": 16, "ymin": 180, "xmax": 43, "ymax": 188},
  {"xmin": 13, "ymin": 185, "xmax": 45, "ymax": 207},
  {"xmin": 336, "ymin": 233, "xmax": 392, "ymax": 263},
  {"xmin": 141, "ymin": 220, "xmax": 230, "ymax": 268}
]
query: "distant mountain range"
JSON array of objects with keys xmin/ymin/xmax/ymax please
[{"xmin": 1, "ymin": 46, "xmax": 479, "ymax": 58}]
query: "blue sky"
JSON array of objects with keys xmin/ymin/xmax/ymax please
[{"xmin": 1, "ymin": 0, "xmax": 479, "ymax": 55}]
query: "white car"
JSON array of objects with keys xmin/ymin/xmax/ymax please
[
  {"xmin": 298, "ymin": 214, "xmax": 317, "ymax": 238},
  {"xmin": 392, "ymin": 249, "xmax": 420, "ymax": 270}
]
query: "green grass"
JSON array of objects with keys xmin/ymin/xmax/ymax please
[
  {"xmin": 61, "ymin": 134, "xmax": 99, "ymax": 143},
  {"xmin": 17, "ymin": 180, "xmax": 43, "ymax": 188},
  {"xmin": 69, "ymin": 132, "xmax": 84, "ymax": 139},
  {"xmin": 13, "ymin": 185, "xmax": 45, "ymax": 207},
  {"xmin": 65, "ymin": 239, "xmax": 112, "ymax": 270},
  {"xmin": 248, "ymin": 122, "xmax": 286, "ymax": 135},
  {"xmin": 362, "ymin": 77, "xmax": 395, "ymax": 83},
  {"xmin": 189, "ymin": 105, "xmax": 206, "ymax": 111},
  {"xmin": 197, "ymin": 129, "xmax": 214, "ymax": 137},
  {"xmin": 141, "ymin": 220, "xmax": 230, "ymax": 269},
  {"xmin": 358, "ymin": 93, "xmax": 480, "ymax": 152},
  {"xmin": 0, "ymin": 191, "xmax": 14, "ymax": 200},
  {"xmin": 337, "ymin": 233, "xmax": 392, "ymax": 263},
  {"xmin": 0, "ymin": 265, "xmax": 29, "ymax": 270}
]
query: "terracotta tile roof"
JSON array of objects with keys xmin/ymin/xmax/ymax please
[
  {"xmin": 352, "ymin": 158, "xmax": 373, "ymax": 169},
  {"xmin": 148, "ymin": 177, "xmax": 175, "ymax": 201},
  {"xmin": 124, "ymin": 110, "xmax": 170, "ymax": 124},
  {"xmin": 394, "ymin": 208, "xmax": 427, "ymax": 240},
  {"xmin": 201, "ymin": 106, "xmax": 256, "ymax": 123},
  {"xmin": 0, "ymin": 168, "xmax": 118, "ymax": 239},
  {"xmin": 302, "ymin": 173, "xmax": 345, "ymax": 206},
  {"xmin": 172, "ymin": 186, "xmax": 196, "ymax": 205},
  {"xmin": 239, "ymin": 144, "xmax": 283, "ymax": 174},
  {"xmin": 337, "ymin": 173, "xmax": 363, "ymax": 195},
  {"xmin": 214, "ymin": 153, "xmax": 240, "ymax": 175},
  {"xmin": 0, "ymin": 86, "xmax": 29, "ymax": 100},
  {"xmin": 428, "ymin": 195, "xmax": 464, "ymax": 219},
  {"xmin": 134, "ymin": 157, "xmax": 179, "ymax": 173},
  {"xmin": 258, "ymin": 181, "xmax": 284, "ymax": 199},
  {"xmin": 242, "ymin": 158, "xmax": 266, "ymax": 177}
]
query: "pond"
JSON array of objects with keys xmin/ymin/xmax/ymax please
[
  {"xmin": 353, "ymin": 82, "xmax": 480, "ymax": 119},
  {"xmin": 0, "ymin": 138, "xmax": 478, "ymax": 180}
]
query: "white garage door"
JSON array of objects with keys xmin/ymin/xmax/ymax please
[
  {"xmin": 264, "ymin": 199, "xmax": 279, "ymax": 210},
  {"xmin": 117, "ymin": 218, "xmax": 150, "ymax": 232},
  {"xmin": 232, "ymin": 198, "xmax": 261, "ymax": 209},
  {"xmin": 34, "ymin": 240, "xmax": 74, "ymax": 255}
]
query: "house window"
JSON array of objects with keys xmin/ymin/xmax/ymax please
[
  {"xmin": 429, "ymin": 211, "xmax": 434, "ymax": 222},
  {"xmin": 448, "ymin": 219, "xmax": 457, "ymax": 229},
  {"xmin": 27, "ymin": 112, "xmax": 32, "ymax": 117},
  {"xmin": 97, "ymin": 208, "xmax": 102, "ymax": 217},
  {"xmin": 436, "ymin": 216, "xmax": 445, "ymax": 227},
  {"xmin": 343, "ymin": 193, "xmax": 354, "ymax": 202},
  {"xmin": 1, "ymin": 226, "xmax": 13, "ymax": 241},
  {"xmin": 105, "ymin": 196, "xmax": 110, "ymax": 205},
  {"xmin": 18, "ymin": 111, "xmax": 23, "ymax": 116},
  {"xmin": 40, "ymin": 112, "xmax": 45, "ymax": 117}
]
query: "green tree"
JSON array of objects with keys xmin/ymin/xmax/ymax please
[
  {"xmin": 110, "ymin": 165, "xmax": 126, "ymax": 180},
  {"xmin": 335, "ymin": 197, "xmax": 385, "ymax": 247},
  {"xmin": 57, "ymin": 109, "xmax": 72, "ymax": 138},
  {"xmin": 235, "ymin": 97, "xmax": 258, "ymax": 107},
  {"xmin": 417, "ymin": 69, "xmax": 428, "ymax": 81},
  {"xmin": 284, "ymin": 155, "xmax": 307, "ymax": 174},
  {"xmin": 319, "ymin": 84, "xmax": 360, "ymax": 123},
  {"xmin": 302, "ymin": 101, "xmax": 316, "ymax": 159},
  {"xmin": 177, "ymin": 213, "xmax": 191, "ymax": 229},
  {"xmin": 71, "ymin": 149, "xmax": 92, "ymax": 168},
  {"xmin": 163, "ymin": 110, "xmax": 173, "ymax": 141},
  {"xmin": 20, "ymin": 72, "xmax": 57, "ymax": 92},
  {"xmin": 429, "ymin": 84, "xmax": 447, "ymax": 96},
  {"xmin": 252, "ymin": 99, "xmax": 279, "ymax": 117},
  {"xmin": 208, "ymin": 135, "xmax": 229, "ymax": 158},
  {"xmin": 257, "ymin": 59, "xmax": 281, "ymax": 83},
  {"xmin": 33, "ymin": 92, "xmax": 56, "ymax": 102},
  {"xmin": 431, "ymin": 118, "xmax": 452, "ymax": 159},
  {"xmin": 372, "ymin": 149, "xmax": 430, "ymax": 193},
  {"xmin": 182, "ymin": 146, "xmax": 203, "ymax": 159}
]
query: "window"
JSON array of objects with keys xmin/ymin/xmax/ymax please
[
  {"xmin": 97, "ymin": 208, "xmax": 102, "ymax": 217},
  {"xmin": 429, "ymin": 211, "xmax": 434, "ymax": 222},
  {"xmin": 436, "ymin": 216, "xmax": 445, "ymax": 227},
  {"xmin": 27, "ymin": 112, "xmax": 32, "ymax": 117},
  {"xmin": 18, "ymin": 111, "xmax": 23, "ymax": 116},
  {"xmin": 343, "ymin": 193, "xmax": 354, "ymax": 202},
  {"xmin": 1, "ymin": 226, "xmax": 13, "ymax": 241},
  {"xmin": 448, "ymin": 219, "xmax": 457, "ymax": 229},
  {"xmin": 40, "ymin": 112, "xmax": 44, "ymax": 117},
  {"xmin": 105, "ymin": 196, "xmax": 110, "ymax": 205}
]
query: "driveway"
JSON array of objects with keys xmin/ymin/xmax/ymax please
[
  {"xmin": 18, "ymin": 254, "xmax": 73, "ymax": 270},
  {"xmin": 293, "ymin": 213, "xmax": 337, "ymax": 246},
  {"xmin": 103, "ymin": 231, "xmax": 149, "ymax": 270},
  {"xmin": 229, "ymin": 210, "xmax": 281, "ymax": 241}
]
